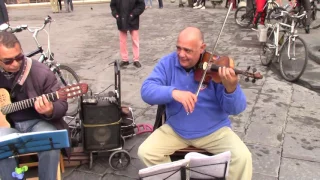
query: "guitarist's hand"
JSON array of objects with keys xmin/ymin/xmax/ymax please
[{"xmin": 34, "ymin": 95, "xmax": 53, "ymax": 117}]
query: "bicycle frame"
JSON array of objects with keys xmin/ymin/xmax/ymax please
[
  {"xmin": 22, "ymin": 18, "xmax": 68, "ymax": 86},
  {"xmin": 26, "ymin": 23, "xmax": 53, "ymax": 64},
  {"xmin": 26, "ymin": 46, "xmax": 43, "ymax": 58},
  {"xmin": 266, "ymin": 11, "xmax": 304, "ymax": 60}
]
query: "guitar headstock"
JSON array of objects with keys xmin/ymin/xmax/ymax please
[
  {"xmin": 57, "ymin": 83, "xmax": 88, "ymax": 100},
  {"xmin": 242, "ymin": 66, "xmax": 263, "ymax": 83}
]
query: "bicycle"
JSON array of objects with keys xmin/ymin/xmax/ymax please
[
  {"xmin": 234, "ymin": 0, "xmax": 284, "ymax": 28},
  {"xmin": 268, "ymin": 0, "xmax": 320, "ymax": 31},
  {"xmin": 260, "ymin": 11, "xmax": 308, "ymax": 82},
  {"xmin": 1, "ymin": 16, "xmax": 81, "ymax": 116}
]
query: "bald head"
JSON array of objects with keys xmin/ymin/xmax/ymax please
[
  {"xmin": 176, "ymin": 27, "xmax": 206, "ymax": 69},
  {"xmin": 178, "ymin": 27, "xmax": 204, "ymax": 43}
]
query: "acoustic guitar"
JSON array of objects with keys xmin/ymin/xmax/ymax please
[{"xmin": 0, "ymin": 83, "xmax": 88, "ymax": 128}]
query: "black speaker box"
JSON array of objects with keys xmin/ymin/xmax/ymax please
[
  {"xmin": 83, "ymin": 124, "xmax": 121, "ymax": 151},
  {"xmin": 81, "ymin": 95, "xmax": 122, "ymax": 151},
  {"xmin": 81, "ymin": 60, "xmax": 123, "ymax": 152}
]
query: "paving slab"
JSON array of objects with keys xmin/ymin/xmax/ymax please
[
  {"xmin": 283, "ymin": 133, "xmax": 320, "ymax": 162},
  {"xmin": 279, "ymin": 157, "xmax": 320, "ymax": 180},
  {"xmin": 247, "ymin": 144, "xmax": 281, "ymax": 177}
]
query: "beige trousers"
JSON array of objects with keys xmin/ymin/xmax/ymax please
[
  {"xmin": 138, "ymin": 124, "xmax": 252, "ymax": 180},
  {"xmin": 50, "ymin": 0, "xmax": 59, "ymax": 13}
]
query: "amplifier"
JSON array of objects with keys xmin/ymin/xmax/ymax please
[
  {"xmin": 81, "ymin": 93, "xmax": 120, "ymax": 124},
  {"xmin": 81, "ymin": 92, "xmax": 122, "ymax": 151}
]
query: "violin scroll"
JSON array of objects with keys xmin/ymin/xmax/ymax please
[{"xmin": 243, "ymin": 66, "xmax": 263, "ymax": 84}]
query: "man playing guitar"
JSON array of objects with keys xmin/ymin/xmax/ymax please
[{"xmin": 0, "ymin": 31, "xmax": 68, "ymax": 180}]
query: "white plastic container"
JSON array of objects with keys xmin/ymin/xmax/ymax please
[{"xmin": 257, "ymin": 25, "xmax": 268, "ymax": 42}]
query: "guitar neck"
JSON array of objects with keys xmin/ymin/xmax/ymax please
[{"xmin": 1, "ymin": 92, "xmax": 58, "ymax": 115}]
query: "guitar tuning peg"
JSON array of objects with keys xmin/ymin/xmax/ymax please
[
  {"xmin": 252, "ymin": 68, "xmax": 257, "ymax": 73},
  {"xmin": 245, "ymin": 77, "xmax": 249, "ymax": 82},
  {"xmin": 252, "ymin": 79, "xmax": 256, "ymax": 83}
]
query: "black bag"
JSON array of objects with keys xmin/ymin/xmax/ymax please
[{"xmin": 120, "ymin": 107, "xmax": 135, "ymax": 138}]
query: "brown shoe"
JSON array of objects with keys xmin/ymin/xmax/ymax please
[{"xmin": 133, "ymin": 61, "xmax": 141, "ymax": 68}]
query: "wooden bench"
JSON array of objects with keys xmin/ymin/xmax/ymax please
[
  {"xmin": 17, "ymin": 152, "xmax": 64, "ymax": 180},
  {"xmin": 62, "ymin": 147, "xmax": 90, "ymax": 168}
]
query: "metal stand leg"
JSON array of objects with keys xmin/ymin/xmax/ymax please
[{"xmin": 89, "ymin": 152, "xmax": 93, "ymax": 169}]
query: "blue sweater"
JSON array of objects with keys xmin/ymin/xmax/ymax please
[{"xmin": 141, "ymin": 52, "xmax": 247, "ymax": 139}]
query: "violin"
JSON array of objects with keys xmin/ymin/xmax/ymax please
[
  {"xmin": 194, "ymin": 52, "xmax": 263, "ymax": 84},
  {"xmin": 194, "ymin": 3, "xmax": 263, "ymax": 97}
]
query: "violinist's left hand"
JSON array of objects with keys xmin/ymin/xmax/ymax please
[{"xmin": 218, "ymin": 66, "xmax": 238, "ymax": 93}]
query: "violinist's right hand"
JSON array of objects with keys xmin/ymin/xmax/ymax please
[{"xmin": 172, "ymin": 90, "xmax": 197, "ymax": 114}]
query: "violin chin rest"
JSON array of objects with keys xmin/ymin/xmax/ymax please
[{"xmin": 228, "ymin": 57, "xmax": 235, "ymax": 68}]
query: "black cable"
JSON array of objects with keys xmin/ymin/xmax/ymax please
[
  {"xmin": 97, "ymin": 84, "xmax": 115, "ymax": 95},
  {"xmin": 88, "ymin": 87, "xmax": 93, "ymax": 96}
]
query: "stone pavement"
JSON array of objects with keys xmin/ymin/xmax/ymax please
[{"xmin": 6, "ymin": 1, "xmax": 320, "ymax": 179}]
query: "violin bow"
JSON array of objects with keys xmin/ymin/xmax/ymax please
[{"xmin": 195, "ymin": 3, "xmax": 233, "ymax": 97}]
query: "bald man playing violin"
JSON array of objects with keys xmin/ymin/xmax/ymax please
[{"xmin": 138, "ymin": 27, "xmax": 252, "ymax": 180}]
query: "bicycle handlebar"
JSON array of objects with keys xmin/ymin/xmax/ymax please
[
  {"xmin": 8, "ymin": 25, "xmax": 28, "ymax": 33},
  {"xmin": 7, "ymin": 15, "xmax": 53, "ymax": 34},
  {"xmin": 26, "ymin": 15, "xmax": 53, "ymax": 33},
  {"xmin": 281, "ymin": 10, "xmax": 306, "ymax": 19}
]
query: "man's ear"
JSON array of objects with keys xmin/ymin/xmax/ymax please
[{"xmin": 200, "ymin": 43, "xmax": 206, "ymax": 53}]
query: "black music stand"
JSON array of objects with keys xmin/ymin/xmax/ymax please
[{"xmin": 0, "ymin": 130, "xmax": 69, "ymax": 179}]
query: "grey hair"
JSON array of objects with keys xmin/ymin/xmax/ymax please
[{"xmin": 0, "ymin": 31, "xmax": 21, "ymax": 48}]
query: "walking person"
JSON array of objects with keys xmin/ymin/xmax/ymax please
[
  {"xmin": 145, "ymin": 0, "xmax": 152, "ymax": 8},
  {"xmin": 110, "ymin": 0, "xmax": 145, "ymax": 68},
  {"xmin": 290, "ymin": 0, "xmax": 311, "ymax": 33},
  {"xmin": 158, "ymin": 0, "xmax": 163, "ymax": 8},
  {"xmin": 0, "ymin": 0, "xmax": 9, "ymax": 25},
  {"xmin": 68, "ymin": 0, "xmax": 74, "ymax": 12},
  {"xmin": 251, "ymin": 0, "xmax": 267, "ymax": 28},
  {"xmin": 64, "ymin": 0, "xmax": 74, "ymax": 12}
]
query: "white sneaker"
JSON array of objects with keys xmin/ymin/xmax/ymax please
[
  {"xmin": 193, "ymin": 4, "xmax": 203, "ymax": 9},
  {"xmin": 200, "ymin": 6, "xmax": 205, "ymax": 9},
  {"xmin": 193, "ymin": 2, "xmax": 197, "ymax": 6}
]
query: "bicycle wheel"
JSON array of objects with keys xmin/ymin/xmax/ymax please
[
  {"xmin": 235, "ymin": 7, "xmax": 254, "ymax": 27},
  {"xmin": 266, "ymin": 7, "xmax": 286, "ymax": 25},
  {"xmin": 55, "ymin": 64, "xmax": 81, "ymax": 116},
  {"xmin": 260, "ymin": 29, "xmax": 275, "ymax": 66},
  {"xmin": 279, "ymin": 36, "xmax": 308, "ymax": 82}
]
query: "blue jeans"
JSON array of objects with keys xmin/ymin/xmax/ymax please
[
  {"xmin": 0, "ymin": 119, "xmax": 60, "ymax": 180},
  {"xmin": 145, "ymin": 0, "xmax": 152, "ymax": 6}
]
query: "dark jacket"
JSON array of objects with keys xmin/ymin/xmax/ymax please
[
  {"xmin": 110, "ymin": 0, "xmax": 145, "ymax": 31},
  {"xmin": 0, "ymin": 59, "xmax": 71, "ymax": 158},
  {"xmin": 0, "ymin": 1, "xmax": 8, "ymax": 24}
]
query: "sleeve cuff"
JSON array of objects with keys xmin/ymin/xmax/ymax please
[
  {"xmin": 168, "ymin": 86, "xmax": 177, "ymax": 102},
  {"xmin": 40, "ymin": 104, "xmax": 58, "ymax": 121},
  {"xmin": 223, "ymin": 84, "xmax": 240, "ymax": 100}
]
